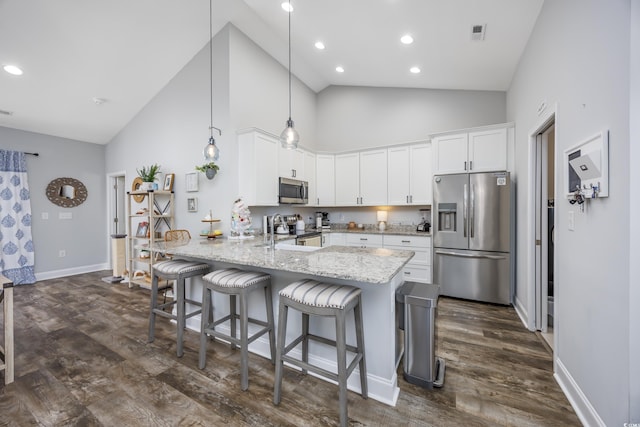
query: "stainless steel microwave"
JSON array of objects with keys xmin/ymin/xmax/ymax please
[{"xmin": 279, "ymin": 177, "xmax": 308, "ymax": 204}]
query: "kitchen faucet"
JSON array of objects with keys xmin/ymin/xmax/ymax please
[{"xmin": 270, "ymin": 213, "xmax": 282, "ymax": 248}]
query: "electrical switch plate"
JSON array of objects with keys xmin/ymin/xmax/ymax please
[
  {"xmin": 568, "ymin": 211, "xmax": 575, "ymax": 231},
  {"xmin": 59, "ymin": 212, "xmax": 72, "ymax": 220},
  {"xmin": 41, "ymin": 212, "xmax": 49, "ymax": 220}
]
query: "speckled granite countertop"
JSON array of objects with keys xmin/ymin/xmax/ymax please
[{"xmin": 154, "ymin": 238, "xmax": 414, "ymax": 284}]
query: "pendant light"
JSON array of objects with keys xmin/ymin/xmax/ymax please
[
  {"xmin": 279, "ymin": 1, "xmax": 299, "ymax": 150},
  {"xmin": 204, "ymin": 0, "xmax": 221, "ymax": 161}
]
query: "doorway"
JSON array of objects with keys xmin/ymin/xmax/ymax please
[{"xmin": 533, "ymin": 120, "xmax": 556, "ymax": 349}]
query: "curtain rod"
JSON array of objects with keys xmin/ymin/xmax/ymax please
[{"xmin": 25, "ymin": 152, "xmax": 39, "ymax": 156}]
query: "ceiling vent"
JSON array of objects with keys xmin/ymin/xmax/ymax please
[
  {"xmin": 471, "ymin": 24, "xmax": 486, "ymax": 41},
  {"xmin": 0, "ymin": 109, "xmax": 13, "ymax": 116}
]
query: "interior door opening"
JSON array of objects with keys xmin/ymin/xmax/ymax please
[{"xmin": 534, "ymin": 122, "xmax": 556, "ymax": 349}]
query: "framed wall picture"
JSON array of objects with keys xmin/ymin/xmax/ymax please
[
  {"xmin": 187, "ymin": 197, "xmax": 198, "ymax": 212},
  {"xmin": 163, "ymin": 173, "xmax": 175, "ymax": 191},
  {"xmin": 185, "ymin": 172, "xmax": 198, "ymax": 192},
  {"xmin": 136, "ymin": 221, "xmax": 149, "ymax": 238}
]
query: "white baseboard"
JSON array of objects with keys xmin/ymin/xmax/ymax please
[
  {"xmin": 185, "ymin": 316, "xmax": 400, "ymax": 406},
  {"xmin": 35, "ymin": 263, "xmax": 110, "ymax": 281},
  {"xmin": 513, "ymin": 295, "xmax": 532, "ymax": 330},
  {"xmin": 555, "ymin": 358, "xmax": 606, "ymax": 427}
]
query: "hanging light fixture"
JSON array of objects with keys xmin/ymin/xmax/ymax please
[
  {"xmin": 204, "ymin": 0, "xmax": 221, "ymax": 161},
  {"xmin": 279, "ymin": 1, "xmax": 299, "ymax": 150}
]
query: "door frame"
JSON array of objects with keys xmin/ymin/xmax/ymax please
[{"xmin": 526, "ymin": 105, "xmax": 557, "ymax": 333}]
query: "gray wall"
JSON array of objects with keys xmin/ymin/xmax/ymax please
[
  {"xmin": 316, "ymin": 85, "xmax": 506, "ymax": 152},
  {"xmin": 630, "ymin": 0, "xmax": 640, "ymax": 421},
  {"xmin": 507, "ymin": 0, "xmax": 633, "ymax": 424},
  {"xmin": 0, "ymin": 126, "xmax": 107, "ymax": 278}
]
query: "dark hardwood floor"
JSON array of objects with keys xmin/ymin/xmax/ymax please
[{"xmin": 0, "ymin": 271, "xmax": 580, "ymax": 426}]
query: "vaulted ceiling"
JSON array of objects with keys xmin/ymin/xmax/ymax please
[{"xmin": 0, "ymin": 0, "xmax": 543, "ymax": 144}]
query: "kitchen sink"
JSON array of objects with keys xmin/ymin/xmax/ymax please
[{"xmin": 274, "ymin": 243, "xmax": 321, "ymax": 252}]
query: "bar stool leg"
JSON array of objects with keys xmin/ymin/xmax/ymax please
[
  {"xmin": 229, "ymin": 294, "xmax": 237, "ymax": 350},
  {"xmin": 240, "ymin": 291, "xmax": 250, "ymax": 391},
  {"xmin": 176, "ymin": 277, "xmax": 186, "ymax": 357},
  {"xmin": 264, "ymin": 283, "xmax": 276, "ymax": 364},
  {"xmin": 302, "ymin": 312, "xmax": 309, "ymax": 374},
  {"xmin": 199, "ymin": 286, "xmax": 211, "ymax": 369},
  {"xmin": 273, "ymin": 300, "xmax": 288, "ymax": 405},
  {"xmin": 354, "ymin": 295, "xmax": 368, "ymax": 399},
  {"xmin": 335, "ymin": 309, "xmax": 349, "ymax": 427},
  {"xmin": 148, "ymin": 274, "xmax": 159, "ymax": 343}
]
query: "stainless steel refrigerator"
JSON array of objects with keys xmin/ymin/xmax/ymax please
[{"xmin": 432, "ymin": 172, "xmax": 513, "ymax": 305}]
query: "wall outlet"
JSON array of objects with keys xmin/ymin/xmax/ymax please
[
  {"xmin": 59, "ymin": 212, "xmax": 72, "ymax": 220},
  {"xmin": 568, "ymin": 211, "xmax": 575, "ymax": 231},
  {"xmin": 59, "ymin": 250, "xmax": 66, "ymax": 257}
]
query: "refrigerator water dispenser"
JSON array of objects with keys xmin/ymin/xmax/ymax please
[{"xmin": 437, "ymin": 203, "xmax": 457, "ymax": 231}]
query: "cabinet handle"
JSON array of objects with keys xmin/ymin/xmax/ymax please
[
  {"xmin": 409, "ymin": 195, "xmax": 413, "ymax": 203},
  {"xmin": 469, "ymin": 161, "xmax": 473, "ymax": 171},
  {"xmin": 317, "ymin": 198, "xmax": 320, "ymax": 205},
  {"xmin": 360, "ymin": 238, "xmax": 368, "ymax": 241},
  {"xmin": 464, "ymin": 161, "xmax": 467, "ymax": 171},
  {"xmin": 402, "ymin": 240, "xmax": 411, "ymax": 243},
  {"xmin": 404, "ymin": 271, "xmax": 411, "ymax": 275}
]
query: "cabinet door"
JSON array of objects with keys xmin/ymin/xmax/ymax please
[
  {"xmin": 316, "ymin": 154, "xmax": 335, "ymax": 206},
  {"xmin": 433, "ymin": 133, "xmax": 468, "ymax": 174},
  {"xmin": 334, "ymin": 153, "xmax": 360, "ymax": 206},
  {"xmin": 278, "ymin": 146, "xmax": 305, "ymax": 178},
  {"xmin": 238, "ymin": 130, "xmax": 279, "ymax": 206},
  {"xmin": 409, "ymin": 143, "xmax": 432, "ymax": 204},
  {"xmin": 304, "ymin": 151, "xmax": 317, "ymax": 206},
  {"xmin": 468, "ymin": 128, "xmax": 507, "ymax": 172},
  {"xmin": 387, "ymin": 146, "xmax": 410, "ymax": 205},
  {"xmin": 359, "ymin": 149, "xmax": 387, "ymax": 205}
]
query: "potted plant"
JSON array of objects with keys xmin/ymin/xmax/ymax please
[
  {"xmin": 137, "ymin": 164, "xmax": 161, "ymax": 190},
  {"xmin": 195, "ymin": 161, "xmax": 219, "ymax": 180}
]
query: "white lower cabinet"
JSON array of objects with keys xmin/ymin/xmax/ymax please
[
  {"xmin": 383, "ymin": 235, "xmax": 432, "ymax": 283},
  {"xmin": 345, "ymin": 233, "xmax": 383, "ymax": 248}
]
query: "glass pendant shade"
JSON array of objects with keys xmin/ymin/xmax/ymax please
[
  {"xmin": 203, "ymin": 136, "xmax": 219, "ymax": 161},
  {"xmin": 280, "ymin": 118, "xmax": 299, "ymax": 149}
]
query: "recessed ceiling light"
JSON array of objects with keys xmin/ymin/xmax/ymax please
[
  {"xmin": 315, "ymin": 41, "xmax": 325, "ymax": 50},
  {"xmin": 400, "ymin": 34, "xmax": 414, "ymax": 45},
  {"xmin": 3, "ymin": 65, "xmax": 23, "ymax": 76},
  {"xmin": 335, "ymin": 66, "xmax": 345, "ymax": 73},
  {"xmin": 281, "ymin": 2, "xmax": 293, "ymax": 12},
  {"xmin": 410, "ymin": 67, "xmax": 421, "ymax": 74}
]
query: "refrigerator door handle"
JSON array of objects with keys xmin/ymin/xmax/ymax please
[
  {"xmin": 435, "ymin": 250, "xmax": 507, "ymax": 261},
  {"xmin": 470, "ymin": 184, "xmax": 475, "ymax": 238},
  {"xmin": 463, "ymin": 184, "xmax": 468, "ymax": 237}
]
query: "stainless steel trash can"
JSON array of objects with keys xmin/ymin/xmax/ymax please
[{"xmin": 396, "ymin": 281, "xmax": 445, "ymax": 389}]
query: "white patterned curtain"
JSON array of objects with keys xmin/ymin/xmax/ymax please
[{"xmin": 0, "ymin": 150, "xmax": 36, "ymax": 284}]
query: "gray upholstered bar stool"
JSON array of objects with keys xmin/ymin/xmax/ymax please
[
  {"xmin": 273, "ymin": 279, "xmax": 367, "ymax": 427},
  {"xmin": 148, "ymin": 259, "xmax": 210, "ymax": 357},
  {"xmin": 199, "ymin": 268, "xmax": 276, "ymax": 391}
]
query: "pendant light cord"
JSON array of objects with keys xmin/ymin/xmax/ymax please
[
  {"xmin": 209, "ymin": 0, "xmax": 213, "ymax": 136},
  {"xmin": 287, "ymin": 3, "xmax": 292, "ymax": 121}
]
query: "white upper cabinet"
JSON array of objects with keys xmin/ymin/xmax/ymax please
[
  {"xmin": 334, "ymin": 152, "xmax": 360, "ymax": 205},
  {"xmin": 237, "ymin": 129, "xmax": 279, "ymax": 206},
  {"xmin": 315, "ymin": 154, "xmax": 335, "ymax": 206},
  {"xmin": 359, "ymin": 149, "xmax": 388, "ymax": 205},
  {"xmin": 433, "ymin": 126, "xmax": 509, "ymax": 175},
  {"xmin": 304, "ymin": 151, "xmax": 317, "ymax": 206},
  {"xmin": 335, "ymin": 149, "xmax": 387, "ymax": 206},
  {"xmin": 388, "ymin": 143, "xmax": 432, "ymax": 205},
  {"xmin": 278, "ymin": 146, "xmax": 305, "ymax": 179},
  {"xmin": 468, "ymin": 127, "xmax": 508, "ymax": 172}
]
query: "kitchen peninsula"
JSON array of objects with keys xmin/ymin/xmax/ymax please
[{"xmin": 153, "ymin": 237, "xmax": 414, "ymax": 405}]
